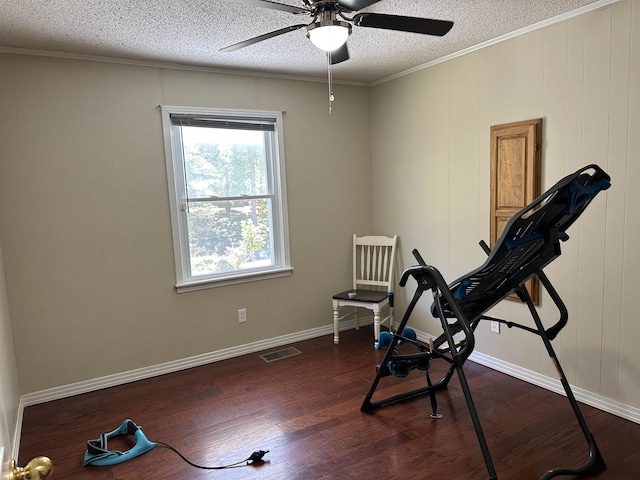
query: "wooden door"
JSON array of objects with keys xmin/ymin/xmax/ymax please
[{"xmin": 490, "ymin": 119, "xmax": 542, "ymax": 304}]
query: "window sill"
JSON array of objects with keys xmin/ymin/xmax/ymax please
[{"xmin": 175, "ymin": 267, "xmax": 294, "ymax": 293}]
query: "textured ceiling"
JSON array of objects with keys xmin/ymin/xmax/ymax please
[{"xmin": 0, "ymin": 0, "xmax": 606, "ymax": 84}]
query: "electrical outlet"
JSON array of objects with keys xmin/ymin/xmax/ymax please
[
  {"xmin": 491, "ymin": 321, "xmax": 500, "ymax": 334},
  {"xmin": 238, "ymin": 308, "xmax": 247, "ymax": 323}
]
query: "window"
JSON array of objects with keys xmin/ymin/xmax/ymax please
[{"xmin": 160, "ymin": 106, "xmax": 291, "ymax": 292}]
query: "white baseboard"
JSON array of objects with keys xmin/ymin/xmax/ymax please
[
  {"xmin": 469, "ymin": 350, "xmax": 640, "ymax": 424},
  {"xmin": 411, "ymin": 327, "xmax": 640, "ymax": 424},
  {"xmin": 15, "ymin": 320, "xmax": 638, "ymax": 457},
  {"xmin": 15, "ymin": 319, "xmax": 374, "ymax": 455},
  {"xmin": 21, "ymin": 320, "xmax": 365, "ymax": 407},
  {"xmin": 12, "ymin": 402, "xmax": 22, "ymax": 461}
]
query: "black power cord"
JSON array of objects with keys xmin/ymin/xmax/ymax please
[{"xmin": 156, "ymin": 441, "xmax": 269, "ymax": 470}]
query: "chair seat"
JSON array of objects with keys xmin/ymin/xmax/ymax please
[{"xmin": 333, "ymin": 289, "xmax": 389, "ymax": 303}]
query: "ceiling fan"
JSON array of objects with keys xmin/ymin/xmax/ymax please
[{"xmin": 219, "ymin": 0, "xmax": 454, "ymax": 65}]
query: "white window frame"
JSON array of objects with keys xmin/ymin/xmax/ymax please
[{"xmin": 160, "ymin": 105, "xmax": 292, "ymax": 293}]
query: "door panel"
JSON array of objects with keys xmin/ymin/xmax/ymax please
[{"xmin": 490, "ymin": 119, "xmax": 542, "ymax": 304}]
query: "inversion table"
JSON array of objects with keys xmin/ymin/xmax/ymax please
[{"xmin": 361, "ymin": 164, "xmax": 611, "ymax": 479}]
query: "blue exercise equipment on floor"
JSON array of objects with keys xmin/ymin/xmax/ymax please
[
  {"xmin": 83, "ymin": 419, "xmax": 269, "ymax": 469},
  {"xmin": 83, "ymin": 419, "xmax": 157, "ymax": 466}
]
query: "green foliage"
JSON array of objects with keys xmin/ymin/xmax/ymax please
[
  {"xmin": 241, "ymin": 218, "xmax": 266, "ymax": 258},
  {"xmin": 182, "ymin": 131, "xmax": 271, "ymax": 275}
]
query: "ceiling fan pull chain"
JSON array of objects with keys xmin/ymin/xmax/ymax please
[{"xmin": 327, "ymin": 51, "xmax": 334, "ymax": 114}]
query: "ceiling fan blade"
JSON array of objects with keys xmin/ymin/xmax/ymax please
[
  {"xmin": 353, "ymin": 13, "xmax": 454, "ymax": 36},
  {"xmin": 337, "ymin": 0, "xmax": 382, "ymax": 12},
  {"xmin": 219, "ymin": 0, "xmax": 308, "ymax": 14},
  {"xmin": 330, "ymin": 43, "xmax": 349, "ymax": 65},
  {"xmin": 220, "ymin": 24, "xmax": 307, "ymax": 52}
]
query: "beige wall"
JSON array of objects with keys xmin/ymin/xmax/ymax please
[
  {"xmin": 0, "ymin": 54, "xmax": 373, "ymax": 394},
  {"xmin": 371, "ymin": 0, "xmax": 639, "ymax": 409}
]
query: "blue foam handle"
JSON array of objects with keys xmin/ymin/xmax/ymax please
[
  {"xmin": 388, "ymin": 360, "xmax": 410, "ymax": 378},
  {"xmin": 398, "ymin": 327, "xmax": 416, "ymax": 342},
  {"xmin": 376, "ymin": 331, "xmax": 393, "ymax": 350}
]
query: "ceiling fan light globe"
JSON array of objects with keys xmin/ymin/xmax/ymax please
[{"xmin": 307, "ymin": 21, "xmax": 351, "ymax": 52}]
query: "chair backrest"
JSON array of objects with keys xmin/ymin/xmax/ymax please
[{"xmin": 352, "ymin": 235, "xmax": 398, "ymax": 292}]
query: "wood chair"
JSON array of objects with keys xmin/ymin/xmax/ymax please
[{"xmin": 332, "ymin": 235, "xmax": 398, "ymax": 345}]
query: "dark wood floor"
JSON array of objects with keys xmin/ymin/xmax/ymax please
[{"xmin": 19, "ymin": 328, "xmax": 640, "ymax": 479}]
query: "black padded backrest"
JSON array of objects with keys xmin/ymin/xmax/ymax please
[{"xmin": 445, "ymin": 164, "xmax": 610, "ymax": 320}]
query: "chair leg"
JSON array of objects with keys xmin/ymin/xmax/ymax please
[
  {"xmin": 373, "ymin": 310, "xmax": 381, "ymax": 341},
  {"xmin": 333, "ymin": 307, "xmax": 340, "ymax": 344}
]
